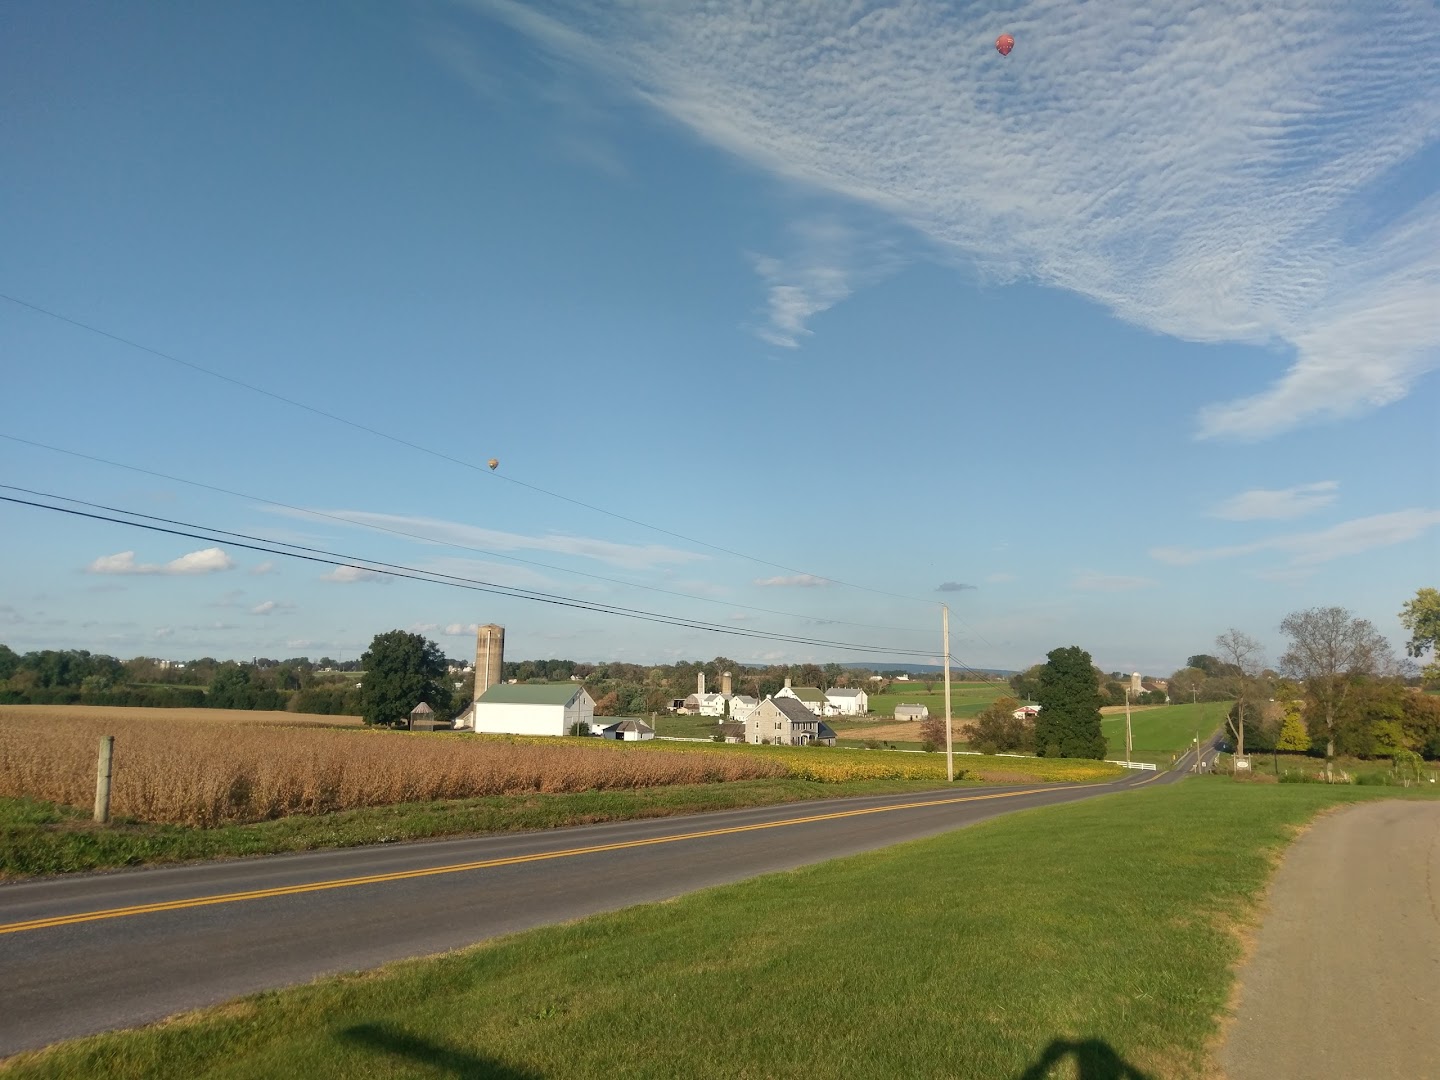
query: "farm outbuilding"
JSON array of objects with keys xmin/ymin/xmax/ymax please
[
  {"xmin": 599, "ymin": 719, "xmax": 655, "ymax": 741},
  {"xmin": 894, "ymin": 703, "xmax": 929, "ymax": 721},
  {"xmin": 466, "ymin": 683, "xmax": 595, "ymax": 737}
]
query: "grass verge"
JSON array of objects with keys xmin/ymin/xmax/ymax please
[
  {"xmin": 8, "ymin": 780, "xmax": 1434, "ymax": 1078},
  {"xmin": 0, "ymin": 778, "xmax": 946, "ymax": 880}
]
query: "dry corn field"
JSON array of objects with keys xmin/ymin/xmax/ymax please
[
  {"xmin": 0, "ymin": 704, "xmax": 363, "ymax": 727},
  {"xmin": 0, "ymin": 714, "xmax": 786, "ymax": 827}
]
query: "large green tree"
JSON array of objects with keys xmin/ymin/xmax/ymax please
[
  {"xmin": 1034, "ymin": 646, "xmax": 1106, "ymax": 759},
  {"xmin": 1399, "ymin": 587, "xmax": 1440, "ymax": 684},
  {"xmin": 360, "ymin": 630, "xmax": 452, "ymax": 727},
  {"xmin": 1279, "ymin": 606, "xmax": 1392, "ymax": 780}
]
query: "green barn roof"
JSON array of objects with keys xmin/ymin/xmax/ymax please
[{"xmin": 477, "ymin": 683, "xmax": 584, "ymax": 706}]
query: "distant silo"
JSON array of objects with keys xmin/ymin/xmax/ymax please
[
  {"xmin": 698, "ymin": 671, "xmax": 706, "ymax": 697},
  {"xmin": 1130, "ymin": 672, "xmax": 1142, "ymax": 695},
  {"xmin": 722, "ymin": 671, "xmax": 733, "ymax": 698},
  {"xmin": 474, "ymin": 625, "xmax": 505, "ymax": 700}
]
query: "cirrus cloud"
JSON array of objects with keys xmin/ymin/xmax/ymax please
[
  {"xmin": 1209, "ymin": 481, "xmax": 1340, "ymax": 521},
  {"xmin": 754, "ymin": 574, "xmax": 831, "ymax": 588},
  {"xmin": 466, "ymin": 0, "xmax": 1440, "ymax": 438}
]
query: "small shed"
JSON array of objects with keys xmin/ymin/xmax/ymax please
[
  {"xmin": 600, "ymin": 719, "xmax": 655, "ymax": 742},
  {"xmin": 409, "ymin": 701, "xmax": 441, "ymax": 731},
  {"xmin": 894, "ymin": 703, "xmax": 929, "ymax": 721}
]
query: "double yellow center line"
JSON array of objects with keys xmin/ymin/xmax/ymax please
[{"xmin": 0, "ymin": 786, "xmax": 1069, "ymax": 936}]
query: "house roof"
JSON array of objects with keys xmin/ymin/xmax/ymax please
[
  {"xmin": 894, "ymin": 703, "xmax": 928, "ymax": 714},
  {"xmin": 817, "ymin": 722, "xmax": 838, "ymax": 739},
  {"xmin": 477, "ymin": 683, "xmax": 584, "ymax": 706},
  {"xmin": 730, "ymin": 695, "xmax": 758, "ymax": 706},
  {"xmin": 603, "ymin": 719, "xmax": 654, "ymax": 734},
  {"xmin": 825, "ymin": 688, "xmax": 864, "ymax": 699},
  {"xmin": 787, "ymin": 686, "xmax": 825, "ymax": 702},
  {"xmin": 772, "ymin": 696, "xmax": 819, "ymax": 724},
  {"xmin": 410, "ymin": 702, "xmax": 434, "ymax": 714},
  {"xmin": 718, "ymin": 721, "xmax": 746, "ymax": 737}
]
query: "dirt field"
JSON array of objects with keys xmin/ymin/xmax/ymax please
[
  {"xmin": 829, "ymin": 719, "xmax": 945, "ymax": 742},
  {"xmin": 0, "ymin": 704, "xmax": 363, "ymax": 727}
]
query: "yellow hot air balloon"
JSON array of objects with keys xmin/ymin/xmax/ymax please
[{"xmin": 487, "ymin": 458, "xmax": 499, "ymax": 471}]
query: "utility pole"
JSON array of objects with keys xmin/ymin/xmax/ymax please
[
  {"xmin": 942, "ymin": 604, "xmax": 954, "ymax": 783},
  {"xmin": 1123, "ymin": 685, "xmax": 1133, "ymax": 765}
]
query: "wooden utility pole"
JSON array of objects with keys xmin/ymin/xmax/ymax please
[
  {"xmin": 942, "ymin": 604, "xmax": 954, "ymax": 782},
  {"xmin": 93, "ymin": 735, "xmax": 114, "ymax": 824}
]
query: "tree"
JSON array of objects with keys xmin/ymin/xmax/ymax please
[
  {"xmin": 1034, "ymin": 646, "xmax": 1106, "ymax": 759},
  {"xmin": 1214, "ymin": 628, "xmax": 1265, "ymax": 761},
  {"xmin": 1399, "ymin": 587, "xmax": 1440, "ymax": 684},
  {"xmin": 919, "ymin": 713, "xmax": 948, "ymax": 751},
  {"xmin": 208, "ymin": 664, "xmax": 256, "ymax": 710},
  {"xmin": 359, "ymin": 630, "xmax": 452, "ymax": 727},
  {"xmin": 0, "ymin": 644, "xmax": 18, "ymax": 682},
  {"xmin": 966, "ymin": 696, "xmax": 1033, "ymax": 754},
  {"xmin": 1008, "ymin": 664, "xmax": 1044, "ymax": 702},
  {"xmin": 1275, "ymin": 706, "xmax": 1311, "ymax": 752},
  {"xmin": 1279, "ymin": 607, "xmax": 1393, "ymax": 781}
]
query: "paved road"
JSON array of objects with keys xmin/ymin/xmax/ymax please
[
  {"xmin": 1220, "ymin": 799, "xmax": 1440, "ymax": 1079},
  {"xmin": 1, "ymin": 767, "xmax": 1177, "ymax": 1056}
]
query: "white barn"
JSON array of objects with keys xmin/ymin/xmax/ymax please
[
  {"xmin": 824, "ymin": 688, "xmax": 869, "ymax": 715},
  {"xmin": 466, "ymin": 683, "xmax": 595, "ymax": 737}
]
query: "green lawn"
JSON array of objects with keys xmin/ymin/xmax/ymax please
[
  {"xmin": 11, "ymin": 780, "xmax": 1433, "ymax": 1079},
  {"xmin": 1103, "ymin": 701, "xmax": 1231, "ymax": 764},
  {"xmin": 648, "ymin": 713, "xmax": 722, "ymax": 739},
  {"xmin": 867, "ymin": 681, "xmax": 1007, "ymax": 719}
]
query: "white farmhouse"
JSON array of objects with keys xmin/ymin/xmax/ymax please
[
  {"xmin": 775, "ymin": 680, "xmax": 832, "ymax": 716},
  {"xmin": 728, "ymin": 694, "xmax": 760, "ymax": 724},
  {"xmin": 824, "ymin": 688, "xmax": 868, "ymax": 716},
  {"xmin": 464, "ymin": 683, "xmax": 596, "ymax": 737}
]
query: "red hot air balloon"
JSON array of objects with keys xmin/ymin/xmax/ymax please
[{"xmin": 996, "ymin": 33, "xmax": 1014, "ymax": 56}]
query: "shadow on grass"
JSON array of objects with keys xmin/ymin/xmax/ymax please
[
  {"xmin": 1015, "ymin": 1037, "xmax": 1153, "ymax": 1080},
  {"xmin": 339, "ymin": 1022, "xmax": 542, "ymax": 1079}
]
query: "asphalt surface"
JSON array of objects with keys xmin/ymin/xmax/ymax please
[
  {"xmin": 0, "ymin": 765, "xmax": 1181, "ymax": 1056},
  {"xmin": 1219, "ymin": 799, "xmax": 1440, "ymax": 1079}
]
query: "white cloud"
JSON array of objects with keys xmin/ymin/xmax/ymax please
[
  {"xmin": 753, "ymin": 574, "xmax": 831, "ymax": 587},
  {"xmin": 474, "ymin": 0, "xmax": 1440, "ymax": 437},
  {"xmin": 321, "ymin": 565, "xmax": 386, "ymax": 584},
  {"xmin": 249, "ymin": 600, "xmax": 294, "ymax": 616},
  {"xmin": 1210, "ymin": 481, "xmax": 1339, "ymax": 521},
  {"xmin": 444, "ymin": 622, "xmax": 480, "ymax": 636},
  {"xmin": 250, "ymin": 561, "xmax": 276, "ymax": 576},
  {"xmin": 1071, "ymin": 571, "xmax": 1155, "ymax": 592},
  {"xmin": 1152, "ymin": 508, "xmax": 1440, "ymax": 568},
  {"xmin": 749, "ymin": 218, "xmax": 898, "ymax": 347},
  {"xmin": 277, "ymin": 508, "xmax": 704, "ymax": 572},
  {"xmin": 166, "ymin": 548, "xmax": 235, "ymax": 575},
  {"xmin": 87, "ymin": 547, "xmax": 235, "ymax": 576}
]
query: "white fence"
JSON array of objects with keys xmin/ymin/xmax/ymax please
[{"xmin": 1106, "ymin": 760, "xmax": 1158, "ymax": 771}]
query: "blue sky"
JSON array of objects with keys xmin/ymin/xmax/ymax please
[{"xmin": 2, "ymin": 0, "xmax": 1437, "ymax": 677}]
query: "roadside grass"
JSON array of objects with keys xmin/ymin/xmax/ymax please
[
  {"xmin": 0, "ymin": 778, "xmax": 946, "ymax": 880},
  {"xmin": 1103, "ymin": 701, "xmax": 1230, "ymax": 763},
  {"xmin": 9, "ymin": 781, "xmax": 1437, "ymax": 1079}
]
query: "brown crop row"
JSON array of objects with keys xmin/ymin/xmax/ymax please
[{"xmin": 0, "ymin": 714, "xmax": 786, "ymax": 827}]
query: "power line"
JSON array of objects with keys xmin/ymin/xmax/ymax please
[
  {"xmin": 0, "ymin": 488, "xmax": 937, "ymax": 658},
  {"xmin": 1, "ymin": 292, "xmax": 933, "ymax": 605},
  {"xmin": 0, "ymin": 433, "xmax": 933, "ymax": 636}
]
